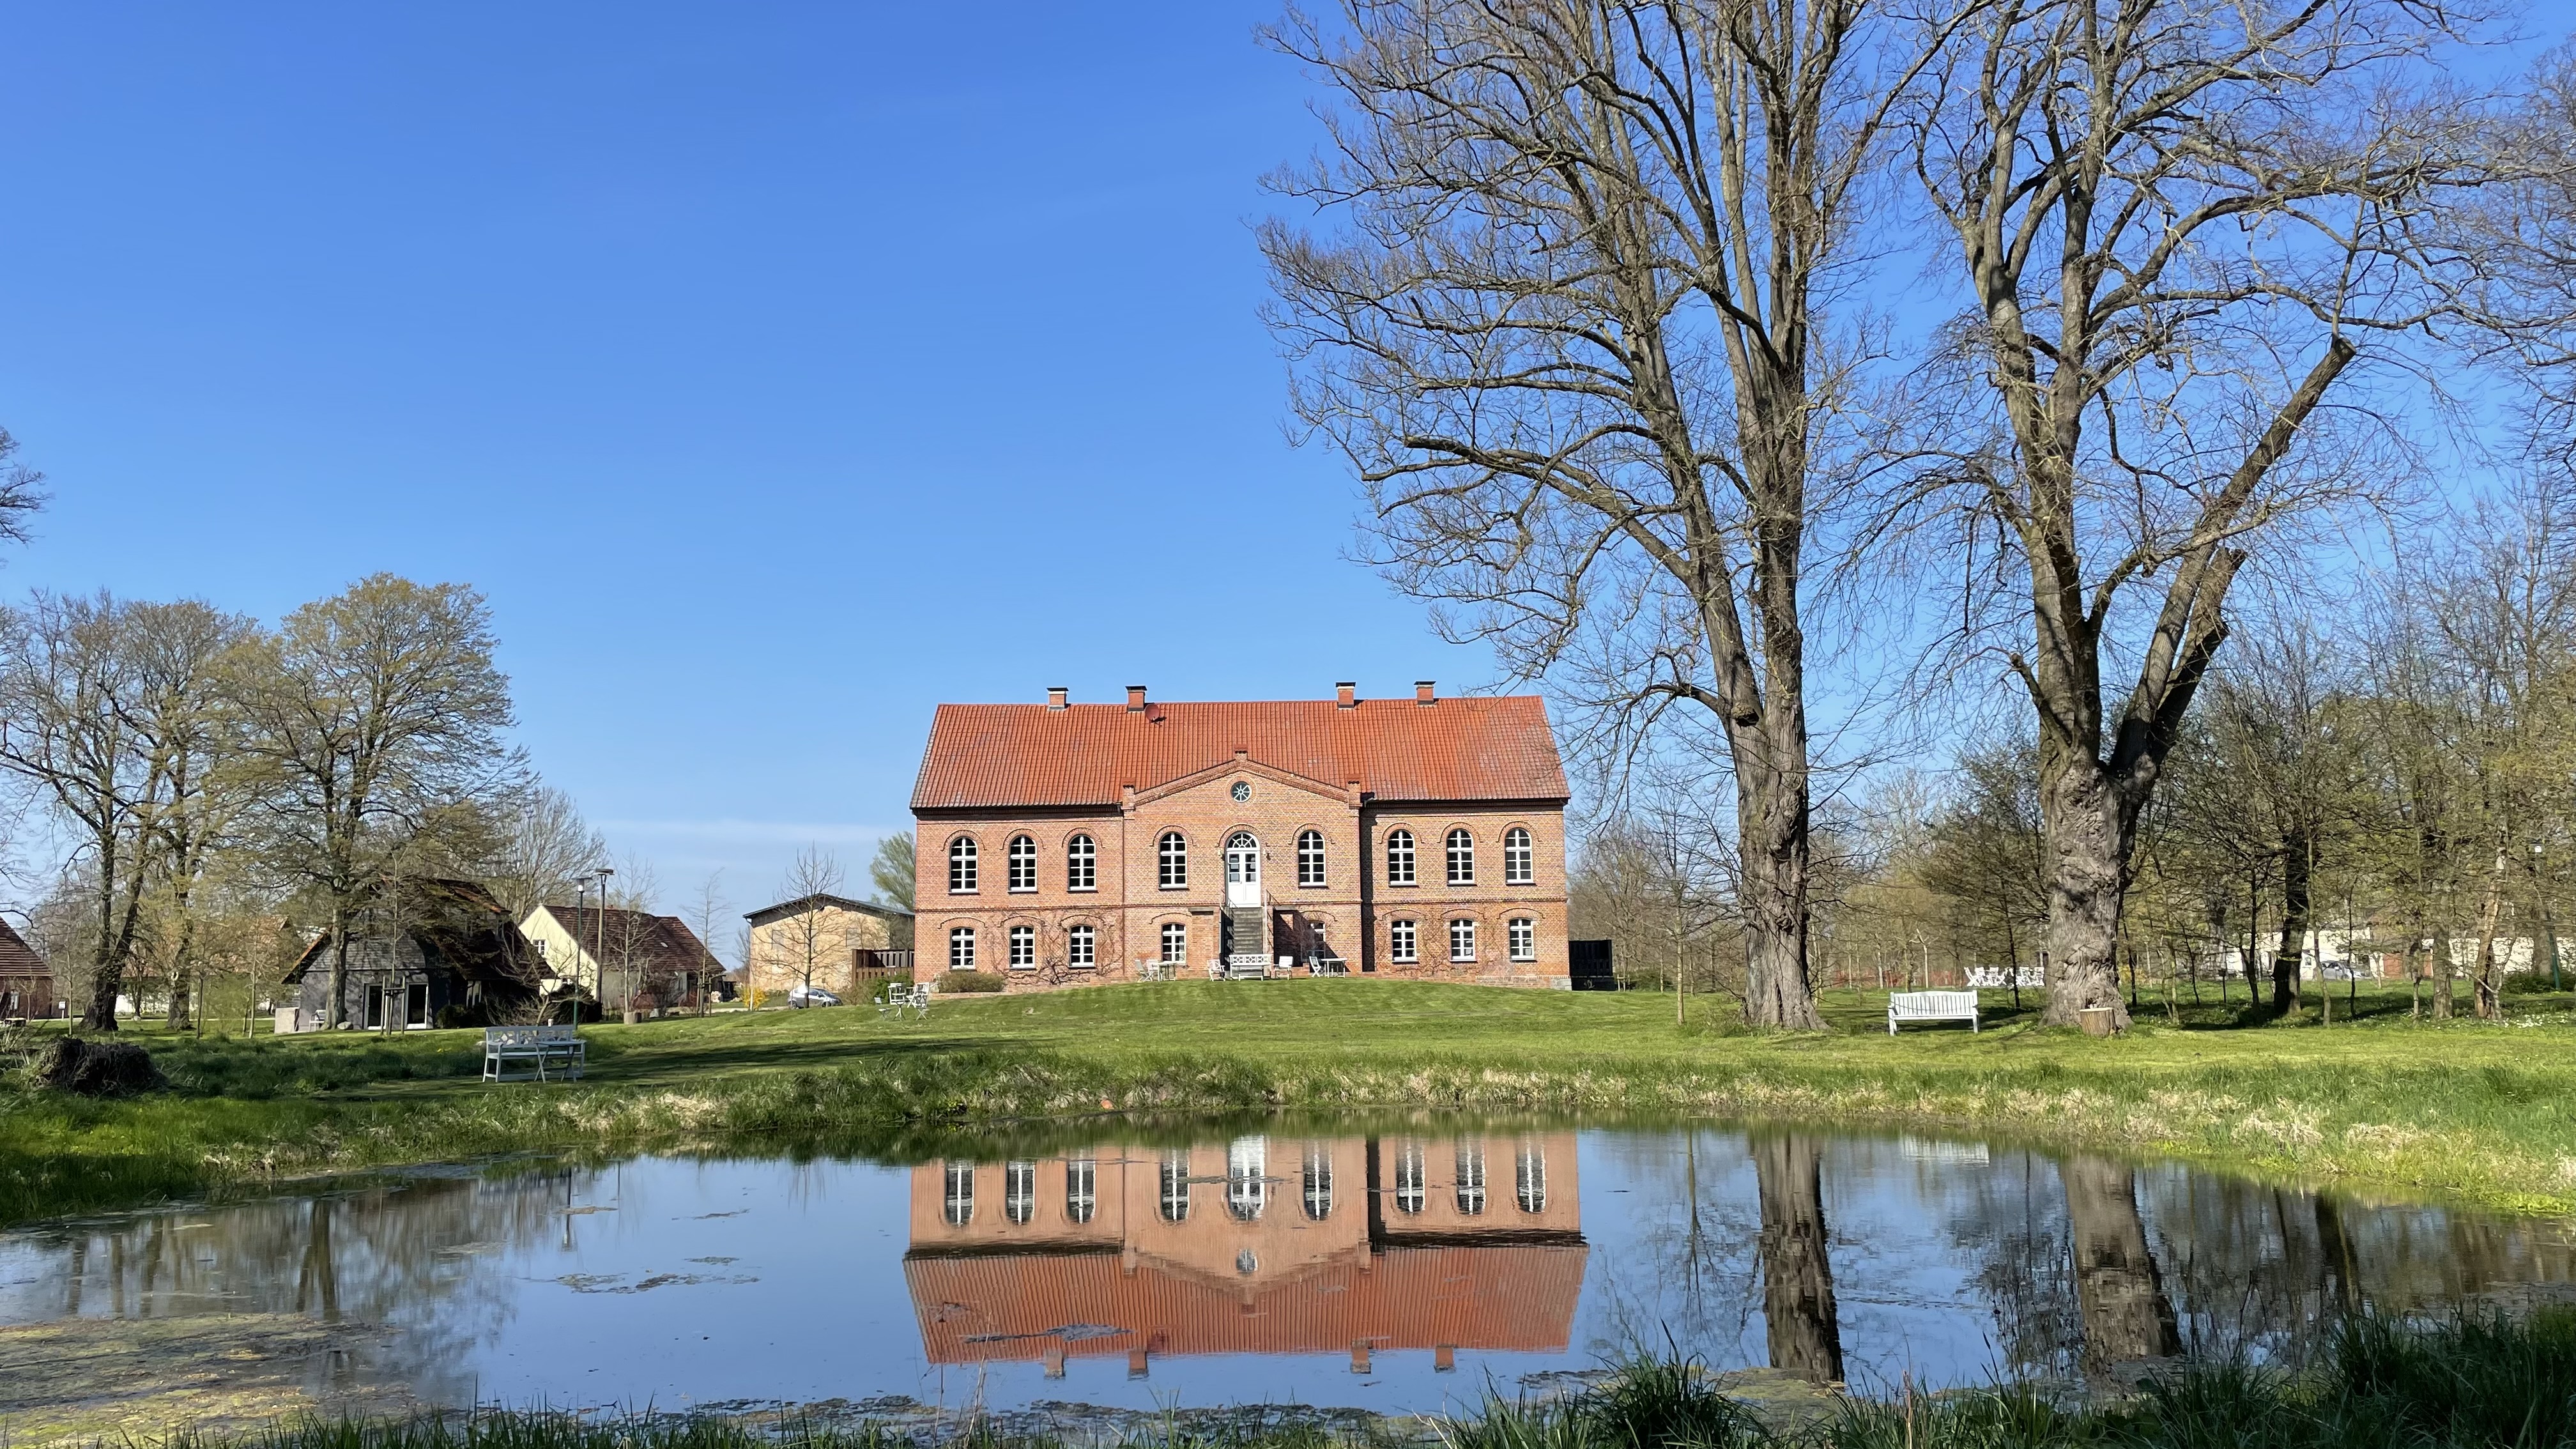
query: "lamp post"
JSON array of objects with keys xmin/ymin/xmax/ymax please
[
  {"xmin": 569, "ymin": 877, "xmax": 591, "ymax": 1025},
  {"xmin": 593, "ymin": 868, "xmax": 615, "ymax": 1020}
]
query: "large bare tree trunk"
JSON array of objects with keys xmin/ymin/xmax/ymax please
[
  {"xmin": 1753, "ymin": 1133, "xmax": 1843, "ymax": 1383},
  {"xmin": 2038, "ymin": 762, "xmax": 2129, "ymax": 1026},
  {"xmin": 2472, "ymin": 851, "xmax": 2506, "ymax": 1020},
  {"xmin": 2430, "ymin": 926, "xmax": 2455, "ymax": 1019},
  {"xmin": 1736, "ymin": 712, "xmax": 1821, "ymax": 1029},
  {"xmin": 326, "ymin": 901, "xmax": 350, "ymax": 1031}
]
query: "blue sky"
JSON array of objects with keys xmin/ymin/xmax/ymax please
[{"xmin": 0, "ymin": 2, "xmax": 1496, "ymax": 916}]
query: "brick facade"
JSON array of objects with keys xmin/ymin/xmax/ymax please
[{"xmin": 912, "ymin": 686, "xmax": 1570, "ymax": 990}]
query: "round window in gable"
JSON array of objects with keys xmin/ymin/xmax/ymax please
[{"xmin": 1231, "ymin": 781, "xmax": 1251, "ymax": 802}]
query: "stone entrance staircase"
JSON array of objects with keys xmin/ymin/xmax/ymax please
[{"xmin": 1221, "ymin": 901, "xmax": 1270, "ymax": 979}]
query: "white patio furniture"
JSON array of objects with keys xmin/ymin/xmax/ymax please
[
  {"xmin": 483, "ymin": 1024, "xmax": 586, "ymax": 1082},
  {"xmin": 1887, "ymin": 990, "xmax": 1980, "ymax": 1035}
]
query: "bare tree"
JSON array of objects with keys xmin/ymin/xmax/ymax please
[
  {"xmin": 228, "ymin": 576, "xmax": 518, "ymax": 1030},
  {"xmin": 1894, "ymin": 0, "xmax": 2491, "ymax": 1026},
  {"xmin": 755, "ymin": 844, "xmax": 845, "ymax": 999},
  {"xmin": 0, "ymin": 594, "xmax": 179, "ymax": 1029},
  {"xmin": 1264, "ymin": 0, "xmax": 1977, "ymax": 1027},
  {"xmin": 482, "ymin": 786, "xmax": 608, "ymax": 922},
  {"xmin": 0, "ymin": 429, "xmax": 46, "ymax": 551},
  {"xmin": 128, "ymin": 601, "xmax": 259, "ymax": 1029},
  {"xmin": 686, "ymin": 870, "xmax": 731, "ymax": 1007}
]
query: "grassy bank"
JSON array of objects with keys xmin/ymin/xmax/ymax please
[
  {"xmin": 95, "ymin": 1312, "xmax": 2576, "ymax": 1449},
  {"xmin": 6, "ymin": 980, "xmax": 2576, "ymax": 1225}
]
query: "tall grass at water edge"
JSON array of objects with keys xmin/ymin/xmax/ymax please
[{"xmin": 99, "ymin": 1312, "xmax": 2576, "ymax": 1449}]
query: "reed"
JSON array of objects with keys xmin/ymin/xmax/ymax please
[{"xmin": 91, "ymin": 1311, "xmax": 2576, "ymax": 1449}]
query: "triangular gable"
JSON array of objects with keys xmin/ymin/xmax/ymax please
[{"xmin": 1128, "ymin": 754, "xmax": 1358, "ymax": 810}]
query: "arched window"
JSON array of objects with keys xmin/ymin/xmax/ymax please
[
  {"xmin": 1004, "ymin": 1160, "xmax": 1037, "ymax": 1224},
  {"xmin": 1226, "ymin": 1137, "xmax": 1267, "ymax": 1221},
  {"xmin": 1446, "ymin": 828, "xmax": 1475, "ymax": 885},
  {"xmin": 1393, "ymin": 1142, "xmax": 1426, "ymax": 1214},
  {"xmin": 1505, "ymin": 827, "xmax": 1534, "ymax": 885},
  {"xmin": 1296, "ymin": 829, "xmax": 1326, "ymax": 887},
  {"xmin": 949, "ymin": 926, "xmax": 977, "ymax": 970},
  {"xmin": 1160, "ymin": 921, "xmax": 1188, "ymax": 963},
  {"xmin": 947, "ymin": 836, "xmax": 978, "ymax": 893},
  {"xmin": 1159, "ymin": 1151, "xmax": 1192, "ymax": 1222},
  {"xmin": 1386, "ymin": 828, "xmax": 1415, "ymax": 885},
  {"xmin": 1067, "ymin": 924, "xmax": 1095, "ymax": 968},
  {"xmin": 1510, "ymin": 917, "xmax": 1536, "ymax": 962},
  {"xmin": 1450, "ymin": 918, "xmax": 1476, "ymax": 962},
  {"xmin": 1158, "ymin": 831, "xmax": 1188, "ymax": 889},
  {"xmin": 1390, "ymin": 918, "xmax": 1418, "ymax": 963},
  {"xmin": 1008, "ymin": 924, "xmax": 1036, "ymax": 970},
  {"xmin": 1007, "ymin": 834, "xmax": 1037, "ymax": 891},
  {"xmin": 1066, "ymin": 834, "xmax": 1096, "ymax": 891},
  {"xmin": 1065, "ymin": 1158, "xmax": 1097, "ymax": 1224},
  {"xmin": 942, "ymin": 1162, "xmax": 974, "ymax": 1226},
  {"xmin": 1456, "ymin": 1144, "xmax": 1487, "ymax": 1215},
  {"xmin": 1301, "ymin": 1145, "xmax": 1334, "ymax": 1220},
  {"xmin": 1516, "ymin": 1142, "xmax": 1547, "ymax": 1213}
]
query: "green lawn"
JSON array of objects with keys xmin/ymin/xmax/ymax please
[{"xmin": 6, "ymin": 978, "xmax": 2575, "ymax": 1226}]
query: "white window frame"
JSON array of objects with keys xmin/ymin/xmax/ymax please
[
  {"xmin": 1386, "ymin": 829, "xmax": 1415, "ymax": 885},
  {"xmin": 1067, "ymin": 834, "xmax": 1096, "ymax": 891},
  {"xmin": 1446, "ymin": 828, "xmax": 1475, "ymax": 885},
  {"xmin": 1068, "ymin": 924, "xmax": 1095, "ymax": 968},
  {"xmin": 1394, "ymin": 1142, "xmax": 1426, "ymax": 1214},
  {"xmin": 1008, "ymin": 834, "xmax": 1037, "ymax": 893},
  {"xmin": 1004, "ymin": 1160, "xmax": 1037, "ymax": 1224},
  {"xmin": 949, "ymin": 925, "xmax": 976, "ymax": 970},
  {"xmin": 1008, "ymin": 924, "xmax": 1036, "ymax": 970},
  {"xmin": 1159, "ymin": 1151, "xmax": 1192, "ymax": 1222},
  {"xmin": 1510, "ymin": 917, "xmax": 1535, "ymax": 962},
  {"xmin": 942, "ymin": 1162, "xmax": 974, "ymax": 1225},
  {"xmin": 1450, "ymin": 917, "xmax": 1476, "ymax": 962},
  {"xmin": 948, "ymin": 836, "xmax": 978, "ymax": 894},
  {"xmin": 1160, "ymin": 921, "xmax": 1188, "ymax": 964},
  {"xmin": 1296, "ymin": 829, "xmax": 1326, "ymax": 887},
  {"xmin": 1390, "ymin": 918, "xmax": 1417, "ymax": 963},
  {"xmin": 1505, "ymin": 827, "xmax": 1534, "ymax": 885},
  {"xmin": 1158, "ymin": 831, "xmax": 1188, "ymax": 889},
  {"xmin": 1516, "ymin": 1142, "xmax": 1547, "ymax": 1213},
  {"xmin": 1301, "ymin": 1145, "xmax": 1334, "ymax": 1220},
  {"xmin": 1066, "ymin": 1158, "xmax": 1097, "ymax": 1224},
  {"xmin": 1456, "ymin": 1144, "xmax": 1487, "ymax": 1215}
]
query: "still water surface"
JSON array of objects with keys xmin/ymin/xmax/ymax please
[{"xmin": 3, "ymin": 1124, "xmax": 2572, "ymax": 1419}]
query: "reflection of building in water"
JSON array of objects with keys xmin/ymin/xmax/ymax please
[{"xmin": 906, "ymin": 1133, "xmax": 1584, "ymax": 1376}]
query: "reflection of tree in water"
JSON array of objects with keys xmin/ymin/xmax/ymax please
[
  {"xmin": 2058, "ymin": 1156, "xmax": 2180, "ymax": 1378},
  {"xmin": 1752, "ymin": 1134, "xmax": 1842, "ymax": 1383},
  {"xmin": 1943, "ymin": 1149, "xmax": 2085, "ymax": 1378},
  {"xmin": 2134, "ymin": 1165, "xmax": 2576, "ymax": 1365},
  {"xmin": 3, "ymin": 1165, "xmax": 594, "ymax": 1406},
  {"xmin": 1583, "ymin": 1130, "xmax": 1763, "ymax": 1365}
]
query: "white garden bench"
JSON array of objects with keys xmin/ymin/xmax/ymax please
[
  {"xmin": 1888, "ymin": 990, "xmax": 1980, "ymax": 1035},
  {"xmin": 483, "ymin": 1024, "xmax": 586, "ymax": 1082}
]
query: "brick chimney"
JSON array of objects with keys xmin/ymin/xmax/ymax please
[
  {"xmin": 1335, "ymin": 682, "xmax": 1356, "ymax": 709},
  {"xmin": 1126, "ymin": 684, "xmax": 1147, "ymax": 711},
  {"xmin": 1046, "ymin": 686, "xmax": 1068, "ymax": 710},
  {"xmin": 1414, "ymin": 680, "xmax": 1437, "ymax": 705}
]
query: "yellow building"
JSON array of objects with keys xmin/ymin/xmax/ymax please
[{"xmin": 742, "ymin": 892, "xmax": 912, "ymax": 1002}]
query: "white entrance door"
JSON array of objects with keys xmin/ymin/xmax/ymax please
[{"xmin": 1225, "ymin": 832, "xmax": 1261, "ymax": 908}]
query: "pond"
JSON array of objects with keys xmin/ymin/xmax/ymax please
[{"xmin": 3, "ymin": 1123, "xmax": 2573, "ymax": 1434}]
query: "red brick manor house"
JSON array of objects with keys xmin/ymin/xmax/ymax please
[{"xmin": 910, "ymin": 682, "xmax": 1570, "ymax": 989}]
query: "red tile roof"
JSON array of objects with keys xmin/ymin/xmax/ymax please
[
  {"xmin": 910, "ymin": 695, "xmax": 1568, "ymax": 811},
  {"xmin": 0, "ymin": 917, "xmax": 47, "ymax": 980},
  {"xmin": 905, "ymin": 1240, "xmax": 1588, "ymax": 1363}
]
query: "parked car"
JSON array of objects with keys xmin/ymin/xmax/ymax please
[{"xmin": 786, "ymin": 985, "xmax": 842, "ymax": 1009}]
